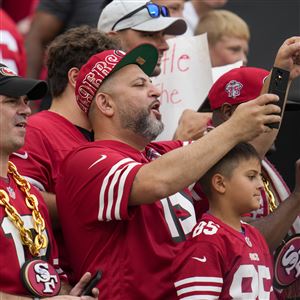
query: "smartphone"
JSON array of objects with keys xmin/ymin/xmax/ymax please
[
  {"xmin": 266, "ymin": 67, "xmax": 289, "ymax": 129},
  {"xmin": 81, "ymin": 270, "xmax": 102, "ymax": 296}
]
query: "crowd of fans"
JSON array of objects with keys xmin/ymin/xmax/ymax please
[{"xmin": 1, "ymin": 0, "xmax": 300, "ymax": 299}]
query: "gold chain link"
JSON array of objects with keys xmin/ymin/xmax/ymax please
[
  {"xmin": 0, "ymin": 161, "xmax": 48, "ymax": 256},
  {"xmin": 261, "ymin": 175, "xmax": 278, "ymax": 213}
]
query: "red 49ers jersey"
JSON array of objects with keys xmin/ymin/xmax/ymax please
[
  {"xmin": 0, "ymin": 173, "xmax": 60, "ymax": 295},
  {"xmin": 56, "ymin": 140, "xmax": 205, "ymax": 300},
  {"xmin": 172, "ymin": 213, "xmax": 275, "ymax": 299}
]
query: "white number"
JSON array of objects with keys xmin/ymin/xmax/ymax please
[
  {"xmin": 230, "ymin": 264, "xmax": 272, "ymax": 298},
  {"xmin": 161, "ymin": 192, "xmax": 196, "ymax": 242},
  {"xmin": 193, "ymin": 220, "xmax": 219, "ymax": 237},
  {"xmin": 2, "ymin": 216, "xmax": 48, "ymax": 267}
]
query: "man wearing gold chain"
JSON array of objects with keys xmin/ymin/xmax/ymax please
[{"xmin": 0, "ymin": 63, "xmax": 98, "ymax": 299}]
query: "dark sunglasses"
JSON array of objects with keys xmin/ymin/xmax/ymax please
[{"xmin": 112, "ymin": 2, "xmax": 170, "ymax": 31}]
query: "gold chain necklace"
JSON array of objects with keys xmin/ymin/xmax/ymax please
[
  {"xmin": 0, "ymin": 161, "xmax": 48, "ymax": 256},
  {"xmin": 261, "ymin": 175, "xmax": 278, "ymax": 213}
]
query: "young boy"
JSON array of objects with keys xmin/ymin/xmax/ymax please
[
  {"xmin": 172, "ymin": 142, "xmax": 275, "ymax": 299},
  {"xmin": 195, "ymin": 9, "xmax": 250, "ymax": 67}
]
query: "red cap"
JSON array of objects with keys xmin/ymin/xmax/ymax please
[
  {"xmin": 75, "ymin": 44, "xmax": 158, "ymax": 113},
  {"xmin": 208, "ymin": 66, "xmax": 269, "ymax": 110}
]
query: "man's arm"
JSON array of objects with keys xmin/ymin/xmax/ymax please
[
  {"xmin": 250, "ymin": 159, "xmax": 300, "ymax": 252},
  {"xmin": 40, "ymin": 191, "xmax": 60, "ymax": 231},
  {"xmin": 25, "ymin": 11, "xmax": 63, "ymax": 78},
  {"xmin": 130, "ymin": 94, "xmax": 281, "ymax": 205},
  {"xmin": 173, "ymin": 110, "xmax": 212, "ymax": 141},
  {"xmin": 251, "ymin": 36, "xmax": 300, "ymax": 158}
]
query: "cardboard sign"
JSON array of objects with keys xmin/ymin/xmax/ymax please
[{"xmin": 152, "ymin": 34, "xmax": 213, "ymax": 140}]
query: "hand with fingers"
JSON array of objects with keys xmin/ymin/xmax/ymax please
[
  {"xmin": 228, "ymin": 93, "xmax": 281, "ymax": 142},
  {"xmin": 273, "ymin": 36, "xmax": 300, "ymax": 80}
]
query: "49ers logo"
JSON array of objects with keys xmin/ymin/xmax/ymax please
[
  {"xmin": 274, "ymin": 234, "xmax": 300, "ymax": 288},
  {"xmin": 21, "ymin": 259, "xmax": 61, "ymax": 297},
  {"xmin": 0, "ymin": 66, "xmax": 16, "ymax": 77},
  {"xmin": 225, "ymin": 80, "xmax": 243, "ymax": 98}
]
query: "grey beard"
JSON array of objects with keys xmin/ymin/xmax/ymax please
[{"xmin": 120, "ymin": 109, "xmax": 164, "ymax": 141}]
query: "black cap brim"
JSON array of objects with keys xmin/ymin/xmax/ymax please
[{"xmin": 0, "ymin": 77, "xmax": 48, "ymax": 100}]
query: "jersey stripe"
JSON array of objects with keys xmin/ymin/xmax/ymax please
[
  {"xmin": 179, "ymin": 295, "xmax": 218, "ymax": 300},
  {"xmin": 99, "ymin": 158, "xmax": 141, "ymax": 220},
  {"xmin": 175, "ymin": 276, "xmax": 223, "ymax": 299},
  {"xmin": 175, "ymin": 276, "xmax": 223, "ymax": 287},
  {"xmin": 177, "ymin": 285, "xmax": 222, "ymax": 295},
  {"xmin": 98, "ymin": 158, "xmax": 134, "ymax": 220},
  {"xmin": 113, "ymin": 162, "xmax": 140, "ymax": 220}
]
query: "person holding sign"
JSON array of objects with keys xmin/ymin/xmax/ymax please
[{"xmin": 97, "ymin": 0, "xmax": 212, "ymax": 141}]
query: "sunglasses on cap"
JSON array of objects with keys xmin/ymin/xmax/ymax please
[{"xmin": 112, "ymin": 2, "xmax": 170, "ymax": 31}]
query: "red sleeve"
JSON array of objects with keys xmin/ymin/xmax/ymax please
[
  {"xmin": 10, "ymin": 126, "xmax": 54, "ymax": 192},
  {"xmin": 58, "ymin": 146, "xmax": 143, "ymax": 222}
]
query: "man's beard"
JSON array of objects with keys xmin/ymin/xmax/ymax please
[{"xmin": 119, "ymin": 106, "xmax": 164, "ymax": 141}]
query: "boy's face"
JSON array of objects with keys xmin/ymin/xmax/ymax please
[
  {"xmin": 223, "ymin": 158, "xmax": 263, "ymax": 215},
  {"xmin": 210, "ymin": 35, "xmax": 249, "ymax": 67}
]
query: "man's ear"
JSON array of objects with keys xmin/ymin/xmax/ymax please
[
  {"xmin": 220, "ymin": 103, "xmax": 235, "ymax": 120},
  {"xmin": 94, "ymin": 92, "xmax": 114, "ymax": 117},
  {"xmin": 68, "ymin": 67, "xmax": 79, "ymax": 89},
  {"xmin": 211, "ymin": 173, "xmax": 226, "ymax": 194}
]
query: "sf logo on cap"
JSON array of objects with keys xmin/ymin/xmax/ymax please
[{"xmin": 225, "ymin": 80, "xmax": 243, "ymax": 98}]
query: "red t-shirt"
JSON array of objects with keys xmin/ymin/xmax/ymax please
[
  {"xmin": 10, "ymin": 111, "xmax": 90, "ymax": 193},
  {"xmin": 172, "ymin": 213, "xmax": 275, "ymax": 299},
  {"xmin": 56, "ymin": 140, "xmax": 205, "ymax": 300}
]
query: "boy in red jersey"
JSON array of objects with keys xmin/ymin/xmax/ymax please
[{"xmin": 173, "ymin": 143, "xmax": 276, "ymax": 299}]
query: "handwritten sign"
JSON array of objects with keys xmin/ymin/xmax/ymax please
[{"xmin": 152, "ymin": 33, "xmax": 213, "ymax": 140}]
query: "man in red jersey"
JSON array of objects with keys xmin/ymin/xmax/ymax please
[
  {"xmin": 55, "ymin": 43, "xmax": 284, "ymax": 299},
  {"xmin": 9, "ymin": 26, "xmax": 120, "ymax": 273},
  {"xmin": 0, "ymin": 64, "xmax": 98, "ymax": 299}
]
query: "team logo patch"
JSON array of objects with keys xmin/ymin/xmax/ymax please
[
  {"xmin": 21, "ymin": 259, "xmax": 61, "ymax": 297},
  {"xmin": 0, "ymin": 66, "xmax": 17, "ymax": 77},
  {"xmin": 225, "ymin": 80, "xmax": 243, "ymax": 98},
  {"xmin": 274, "ymin": 234, "xmax": 300, "ymax": 288}
]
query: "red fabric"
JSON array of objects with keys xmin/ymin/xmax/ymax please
[
  {"xmin": 172, "ymin": 213, "xmax": 275, "ymax": 299},
  {"xmin": 2, "ymin": 0, "xmax": 38, "ymax": 23},
  {"xmin": 0, "ymin": 9, "xmax": 27, "ymax": 76},
  {"xmin": 0, "ymin": 173, "xmax": 60, "ymax": 295},
  {"xmin": 10, "ymin": 111, "xmax": 89, "ymax": 193},
  {"xmin": 56, "ymin": 140, "xmax": 204, "ymax": 300}
]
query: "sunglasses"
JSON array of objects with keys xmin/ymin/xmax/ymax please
[{"xmin": 112, "ymin": 2, "xmax": 170, "ymax": 31}]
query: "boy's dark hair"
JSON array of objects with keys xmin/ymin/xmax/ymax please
[
  {"xmin": 199, "ymin": 142, "xmax": 261, "ymax": 197},
  {"xmin": 46, "ymin": 25, "xmax": 120, "ymax": 98}
]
